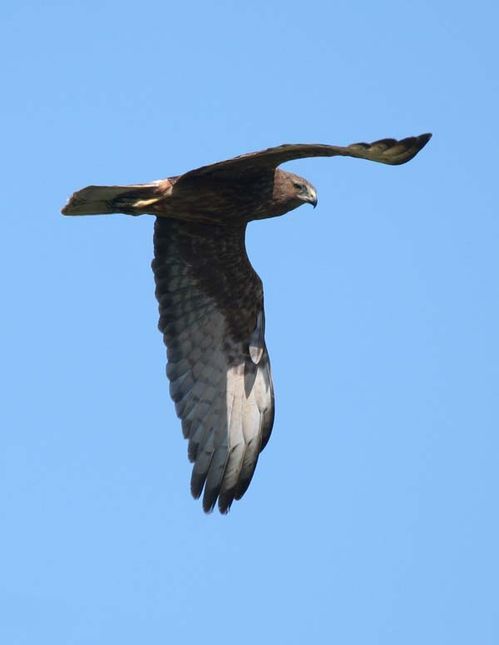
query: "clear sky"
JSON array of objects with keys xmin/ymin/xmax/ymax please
[{"xmin": 1, "ymin": 1, "xmax": 498, "ymax": 643}]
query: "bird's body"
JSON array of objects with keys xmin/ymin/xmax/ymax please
[
  {"xmin": 64, "ymin": 168, "xmax": 315, "ymax": 222},
  {"xmin": 62, "ymin": 133, "xmax": 431, "ymax": 513}
]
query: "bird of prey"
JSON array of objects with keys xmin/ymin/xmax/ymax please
[{"xmin": 62, "ymin": 133, "xmax": 431, "ymax": 513}]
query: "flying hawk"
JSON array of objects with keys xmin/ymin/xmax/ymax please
[{"xmin": 62, "ymin": 133, "xmax": 431, "ymax": 513}]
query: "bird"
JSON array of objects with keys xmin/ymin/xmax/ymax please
[{"xmin": 62, "ymin": 133, "xmax": 431, "ymax": 513}]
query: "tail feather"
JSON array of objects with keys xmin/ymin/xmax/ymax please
[{"xmin": 61, "ymin": 181, "xmax": 165, "ymax": 215}]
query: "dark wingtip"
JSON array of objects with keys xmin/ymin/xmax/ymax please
[
  {"xmin": 386, "ymin": 131, "xmax": 433, "ymax": 165},
  {"xmin": 218, "ymin": 490, "xmax": 235, "ymax": 514},
  {"xmin": 419, "ymin": 132, "xmax": 433, "ymax": 146},
  {"xmin": 190, "ymin": 473, "xmax": 205, "ymax": 501},
  {"xmin": 202, "ymin": 495, "xmax": 217, "ymax": 514},
  {"xmin": 406, "ymin": 132, "xmax": 433, "ymax": 162},
  {"xmin": 61, "ymin": 200, "xmax": 72, "ymax": 215}
]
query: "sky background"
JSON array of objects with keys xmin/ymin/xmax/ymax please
[{"xmin": 1, "ymin": 1, "xmax": 498, "ymax": 643}]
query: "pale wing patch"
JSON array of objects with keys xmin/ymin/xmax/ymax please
[
  {"xmin": 248, "ymin": 310, "xmax": 265, "ymax": 364},
  {"xmin": 221, "ymin": 358, "xmax": 274, "ymax": 508},
  {"xmin": 188, "ymin": 336, "xmax": 274, "ymax": 514}
]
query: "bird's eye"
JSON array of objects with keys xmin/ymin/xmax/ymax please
[{"xmin": 293, "ymin": 182, "xmax": 304, "ymax": 191}]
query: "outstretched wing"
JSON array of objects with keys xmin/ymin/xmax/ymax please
[
  {"xmin": 177, "ymin": 133, "xmax": 432, "ymax": 184},
  {"xmin": 152, "ymin": 219, "xmax": 274, "ymax": 513}
]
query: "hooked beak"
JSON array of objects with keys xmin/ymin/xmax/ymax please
[{"xmin": 307, "ymin": 188, "xmax": 318, "ymax": 208}]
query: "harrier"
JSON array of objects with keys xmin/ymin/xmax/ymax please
[{"xmin": 62, "ymin": 133, "xmax": 431, "ymax": 513}]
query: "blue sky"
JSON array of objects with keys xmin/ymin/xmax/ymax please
[{"xmin": 1, "ymin": 1, "xmax": 498, "ymax": 643}]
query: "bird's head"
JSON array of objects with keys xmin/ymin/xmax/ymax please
[
  {"xmin": 270, "ymin": 170, "xmax": 317, "ymax": 218},
  {"xmin": 288, "ymin": 172, "xmax": 318, "ymax": 208}
]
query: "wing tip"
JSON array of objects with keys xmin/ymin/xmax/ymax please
[
  {"xmin": 416, "ymin": 131, "xmax": 433, "ymax": 150},
  {"xmin": 382, "ymin": 131, "xmax": 433, "ymax": 165},
  {"xmin": 193, "ymin": 472, "xmax": 253, "ymax": 515},
  {"xmin": 61, "ymin": 193, "xmax": 79, "ymax": 215}
]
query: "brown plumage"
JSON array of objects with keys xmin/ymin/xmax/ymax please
[{"xmin": 62, "ymin": 133, "xmax": 431, "ymax": 513}]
